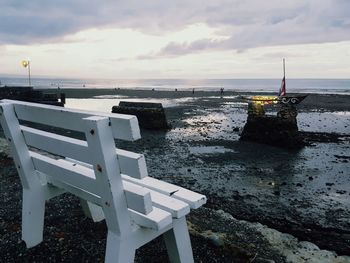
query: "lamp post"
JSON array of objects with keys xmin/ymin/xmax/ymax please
[{"xmin": 21, "ymin": 59, "xmax": 31, "ymax": 86}]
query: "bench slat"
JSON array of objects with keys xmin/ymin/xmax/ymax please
[
  {"xmin": 123, "ymin": 182, "xmax": 153, "ymax": 215},
  {"xmin": 129, "ymin": 207, "xmax": 172, "ymax": 231},
  {"xmin": 55, "ymin": 159, "xmax": 152, "ymax": 215},
  {"xmin": 149, "ymin": 190, "xmax": 190, "ymax": 218},
  {"xmin": 116, "ymin": 149, "xmax": 148, "ymax": 179},
  {"xmin": 30, "ymin": 151, "xmax": 99, "ymax": 195},
  {"xmin": 123, "ymin": 181, "xmax": 189, "ymax": 218},
  {"xmin": 22, "ymin": 125, "xmax": 89, "ymax": 161},
  {"xmin": 3, "ymin": 99, "xmax": 140, "ymax": 141},
  {"xmin": 59, "ymin": 158, "xmax": 188, "ymax": 217},
  {"xmin": 22, "ymin": 126, "xmax": 147, "ymax": 179},
  {"xmin": 47, "ymin": 178, "xmax": 102, "ymax": 205},
  {"xmin": 122, "ymin": 174, "xmax": 207, "ymax": 209}
]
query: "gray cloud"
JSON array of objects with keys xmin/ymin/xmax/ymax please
[{"xmin": 1, "ymin": 0, "xmax": 350, "ymax": 56}]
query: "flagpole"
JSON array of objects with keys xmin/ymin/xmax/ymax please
[
  {"xmin": 28, "ymin": 60, "xmax": 31, "ymax": 86},
  {"xmin": 283, "ymin": 58, "xmax": 285, "ymax": 88}
]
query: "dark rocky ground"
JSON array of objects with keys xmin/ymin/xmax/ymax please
[{"xmin": 1, "ymin": 90, "xmax": 349, "ymax": 262}]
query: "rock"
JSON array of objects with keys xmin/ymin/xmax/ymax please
[
  {"xmin": 112, "ymin": 101, "xmax": 170, "ymax": 130},
  {"xmin": 0, "ymin": 138, "xmax": 11, "ymax": 157},
  {"xmin": 208, "ymin": 234, "xmax": 225, "ymax": 247},
  {"xmin": 240, "ymin": 105, "xmax": 305, "ymax": 149}
]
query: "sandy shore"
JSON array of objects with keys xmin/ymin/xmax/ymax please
[{"xmin": 1, "ymin": 89, "xmax": 349, "ymax": 262}]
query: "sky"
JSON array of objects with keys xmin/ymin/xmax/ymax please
[{"xmin": 1, "ymin": 0, "xmax": 350, "ymax": 79}]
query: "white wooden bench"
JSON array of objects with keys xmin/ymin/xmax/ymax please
[{"xmin": 0, "ymin": 99, "xmax": 206, "ymax": 263}]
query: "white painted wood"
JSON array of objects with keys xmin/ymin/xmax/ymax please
[
  {"xmin": 21, "ymin": 125, "xmax": 89, "ymax": 162},
  {"xmin": 83, "ymin": 116, "xmax": 131, "ymax": 235},
  {"xmin": 122, "ymin": 174, "xmax": 179, "ymax": 194},
  {"xmin": 129, "ymin": 207, "xmax": 172, "ymax": 231},
  {"xmin": 116, "ymin": 149, "xmax": 148, "ymax": 179},
  {"xmin": 47, "ymin": 177, "xmax": 101, "ymax": 205},
  {"xmin": 148, "ymin": 190, "xmax": 190, "ymax": 218},
  {"xmin": 122, "ymin": 174, "xmax": 207, "ymax": 208},
  {"xmin": 21, "ymin": 188, "xmax": 46, "ymax": 248},
  {"xmin": 2, "ymin": 99, "xmax": 141, "ymax": 141},
  {"xmin": 0, "ymin": 103, "xmax": 41, "ymax": 189},
  {"xmin": 80, "ymin": 199, "xmax": 105, "ymax": 222},
  {"xmin": 123, "ymin": 181, "xmax": 153, "ymax": 215},
  {"xmin": 0, "ymin": 103, "xmax": 50, "ymax": 248},
  {"xmin": 172, "ymin": 188, "xmax": 207, "ymax": 209},
  {"xmin": 22, "ymin": 126, "xmax": 147, "ymax": 179},
  {"xmin": 105, "ymin": 231, "xmax": 135, "ymax": 263},
  {"xmin": 124, "ymin": 180, "xmax": 189, "ymax": 218},
  {"xmin": 164, "ymin": 217, "xmax": 194, "ymax": 263},
  {"xmin": 0, "ymin": 100, "xmax": 207, "ymax": 262},
  {"xmin": 30, "ymin": 151, "xmax": 99, "ymax": 195},
  {"xmin": 57, "ymin": 159, "xmax": 153, "ymax": 214}
]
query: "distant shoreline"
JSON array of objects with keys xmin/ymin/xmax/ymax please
[{"xmin": 39, "ymin": 87, "xmax": 350, "ymax": 97}]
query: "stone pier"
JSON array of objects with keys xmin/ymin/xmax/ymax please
[{"xmin": 240, "ymin": 104, "xmax": 305, "ymax": 149}]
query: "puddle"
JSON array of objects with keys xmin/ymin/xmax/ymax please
[
  {"xmin": 65, "ymin": 97, "xmax": 198, "ymax": 112},
  {"xmin": 223, "ymin": 102, "xmax": 248, "ymax": 107},
  {"xmin": 298, "ymin": 111, "xmax": 350, "ymax": 134}
]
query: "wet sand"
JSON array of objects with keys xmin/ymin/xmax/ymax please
[{"xmin": 1, "ymin": 89, "xmax": 349, "ymax": 262}]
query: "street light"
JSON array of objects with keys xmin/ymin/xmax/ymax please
[{"xmin": 21, "ymin": 58, "xmax": 31, "ymax": 86}]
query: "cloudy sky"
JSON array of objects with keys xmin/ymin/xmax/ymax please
[{"xmin": 1, "ymin": 0, "xmax": 350, "ymax": 79}]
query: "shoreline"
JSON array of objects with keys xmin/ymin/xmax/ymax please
[{"xmin": 39, "ymin": 87, "xmax": 350, "ymax": 112}]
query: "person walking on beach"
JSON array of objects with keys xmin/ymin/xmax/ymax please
[
  {"xmin": 192, "ymin": 88, "xmax": 195, "ymax": 94},
  {"xmin": 220, "ymin": 87, "xmax": 224, "ymax": 96}
]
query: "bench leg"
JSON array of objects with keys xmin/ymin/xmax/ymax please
[
  {"xmin": 21, "ymin": 188, "xmax": 46, "ymax": 248},
  {"xmin": 163, "ymin": 217, "xmax": 194, "ymax": 263},
  {"xmin": 80, "ymin": 199, "xmax": 105, "ymax": 222},
  {"xmin": 105, "ymin": 231, "xmax": 135, "ymax": 263}
]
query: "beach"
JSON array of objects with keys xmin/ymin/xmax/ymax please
[{"xmin": 1, "ymin": 88, "xmax": 349, "ymax": 262}]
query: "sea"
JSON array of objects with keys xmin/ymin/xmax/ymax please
[{"xmin": 0, "ymin": 77, "xmax": 349, "ymax": 95}]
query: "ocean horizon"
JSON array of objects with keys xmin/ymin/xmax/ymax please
[{"xmin": 0, "ymin": 76, "xmax": 349, "ymax": 95}]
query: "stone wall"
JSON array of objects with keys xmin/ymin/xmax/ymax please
[{"xmin": 112, "ymin": 101, "xmax": 170, "ymax": 130}]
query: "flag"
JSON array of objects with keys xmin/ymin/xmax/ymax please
[
  {"xmin": 21, "ymin": 60, "xmax": 29, "ymax": 68},
  {"xmin": 278, "ymin": 77, "xmax": 286, "ymax": 96}
]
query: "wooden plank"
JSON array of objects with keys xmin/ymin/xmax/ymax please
[
  {"xmin": 65, "ymin": 152, "xmax": 146, "ymax": 179},
  {"xmin": 3, "ymin": 99, "xmax": 141, "ymax": 141},
  {"xmin": 47, "ymin": 178, "xmax": 102, "ymax": 205},
  {"xmin": 172, "ymin": 189, "xmax": 207, "ymax": 209},
  {"xmin": 148, "ymin": 190, "xmax": 190, "ymax": 218},
  {"xmin": 0, "ymin": 103, "xmax": 40, "ymax": 189},
  {"xmin": 116, "ymin": 149, "xmax": 148, "ymax": 179},
  {"xmin": 30, "ymin": 151, "xmax": 99, "ymax": 195},
  {"xmin": 123, "ymin": 181, "xmax": 189, "ymax": 218},
  {"xmin": 128, "ymin": 207, "xmax": 172, "ymax": 231},
  {"xmin": 21, "ymin": 126, "xmax": 147, "ymax": 179},
  {"xmin": 21, "ymin": 125, "xmax": 90, "ymax": 162},
  {"xmin": 122, "ymin": 174, "xmax": 207, "ymax": 209},
  {"xmin": 82, "ymin": 115, "xmax": 132, "ymax": 235},
  {"xmin": 123, "ymin": 181, "xmax": 153, "ymax": 215},
  {"xmin": 122, "ymin": 174, "xmax": 179, "ymax": 195},
  {"xmin": 57, "ymin": 159, "xmax": 153, "ymax": 215}
]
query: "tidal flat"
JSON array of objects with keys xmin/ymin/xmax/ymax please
[{"xmin": 1, "ymin": 89, "xmax": 349, "ymax": 262}]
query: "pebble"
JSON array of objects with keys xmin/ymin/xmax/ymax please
[{"xmin": 208, "ymin": 234, "xmax": 225, "ymax": 247}]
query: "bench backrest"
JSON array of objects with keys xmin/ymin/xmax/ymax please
[{"xmin": 0, "ymin": 99, "xmax": 151, "ymax": 235}]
